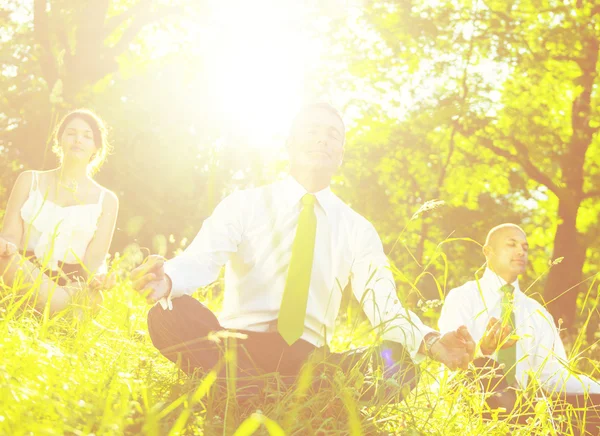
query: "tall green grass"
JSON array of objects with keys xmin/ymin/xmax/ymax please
[{"xmin": 0, "ymin": 256, "xmax": 598, "ymax": 435}]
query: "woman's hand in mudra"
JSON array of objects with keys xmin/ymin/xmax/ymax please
[
  {"xmin": 63, "ymin": 278, "xmax": 104, "ymax": 315},
  {"xmin": 0, "ymin": 236, "xmax": 17, "ymax": 257},
  {"xmin": 89, "ymin": 271, "xmax": 117, "ymax": 292}
]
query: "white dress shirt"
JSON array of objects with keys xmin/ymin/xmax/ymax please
[
  {"xmin": 439, "ymin": 268, "xmax": 600, "ymax": 395},
  {"xmin": 163, "ymin": 176, "xmax": 434, "ymax": 358}
]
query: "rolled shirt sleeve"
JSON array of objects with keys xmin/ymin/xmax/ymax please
[
  {"xmin": 350, "ymin": 222, "xmax": 435, "ymax": 361},
  {"xmin": 438, "ymin": 287, "xmax": 474, "ymax": 336},
  {"xmin": 163, "ymin": 191, "xmax": 246, "ymax": 301},
  {"xmin": 535, "ymin": 308, "xmax": 600, "ymax": 395}
]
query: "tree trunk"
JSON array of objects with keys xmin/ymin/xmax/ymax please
[
  {"xmin": 545, "ymin": 30, "xmax": 599, "ymax": 330},
  {"xmin": 544, "ymin": 197, "xmax": 587, "ymax": 329}
]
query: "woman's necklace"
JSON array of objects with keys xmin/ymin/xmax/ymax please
[{"xmin": 58, "ymin": 178, "xmax": 79, "ymax": 194}]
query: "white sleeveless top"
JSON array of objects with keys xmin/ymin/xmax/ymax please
[{"xmin": 20, "ymin": 172, "xmax": 105, "ymax": 271}]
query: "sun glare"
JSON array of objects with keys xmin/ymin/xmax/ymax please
[{"xmin": 194, "ymin": 0, "xmax": 326, "ymax": 149}]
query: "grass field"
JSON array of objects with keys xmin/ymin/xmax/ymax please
[{"xmin": 1, "ymin": 265, "xmax": 598, "ymax": 435}]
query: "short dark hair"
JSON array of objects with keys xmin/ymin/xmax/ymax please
[
  {"xmin": 52, "ymin": 109, "xmax": 112, "ymax": 176},
  {"xmin": 290, "ymin": 102, "xmax": 345, "ymax": 135}
]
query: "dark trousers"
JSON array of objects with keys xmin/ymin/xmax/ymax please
[
  {"xmin": 147, "ymin": 295, "xmax": 419, "ymax": 399},
  {"xmin": 472, "ymin": 357, "xmax": 600, "ymax": 435}
]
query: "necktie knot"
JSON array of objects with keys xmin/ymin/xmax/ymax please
[
  {"xmin": 500, "ymin": 284, "xmax": 515, "ymax": 295},
  {"xmin": 302, "ymin": 194, "xmax": 316, "ymax": 207}
]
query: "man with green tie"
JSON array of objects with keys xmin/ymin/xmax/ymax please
[
  {"xmin": 131, "ymin": 103, "xmax": 475, "ymax": 397},
  {"xmin": 439, "ymin": 223, "xmax": 600, "ymax": 434}
]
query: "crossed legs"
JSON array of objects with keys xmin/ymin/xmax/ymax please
[
  {"xmin": 147, "ymin": 295, "xmax": 420, "ymax": 400},
  {"xmin": 472, "ymin": 357, "xmax": 600, "ymax": 435},
  {"xmin": 0, "ymin": 251, "xmax": 75, "ymax": 313}
]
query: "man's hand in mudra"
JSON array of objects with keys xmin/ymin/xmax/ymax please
[
  {"xmin": 480, "ymin": 317, "xmax": 516, "ymax": 356},
  {"xmin": 428, "ymin": 326, "xmax": 476, "ymax": 370},
  {"xmin": 130, "ymin": 255, "xmax": 171, "ymax": 303}
]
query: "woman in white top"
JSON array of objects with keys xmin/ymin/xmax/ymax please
[{"xmin": 0, "ymin": 109, "xmax": 119, "ymax": 313}]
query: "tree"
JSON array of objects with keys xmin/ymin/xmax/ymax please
[
  {"xmin": 2, "ymin": 0, "xmax": 189, "ymax": 170},
  {"xmin": 337, "ymin": 0, "xmax": 600, "ymax": 328},
  {"xmin": 0, "ymin": 0, "xmax": 323, "ymax": 256}
]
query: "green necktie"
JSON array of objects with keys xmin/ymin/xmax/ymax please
[
  {"xmin": 278, "ymin": 194, "xmax": 317, "ymax": 345},
  {"xmin": 497, "ymin": 283, "xmax": 517, "ymax": 386}
]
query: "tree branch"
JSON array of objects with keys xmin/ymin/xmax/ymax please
[
  {"xmin": 107, "ymin": 6, "xmax": 182, "ymax": 59},
  {"xmin": 477, "ymin": 136, "xmax": 563, "ymax": 196},
  {"xmin": 104, "ymin": 0, "xmax": 153, "ymax": 35},
  {"xmin": 582, "ymin": 189, "xmax": 600, "ymax": 200},
  {"xmin": 554, "ymin": 54, "xmax": 580, "ymax": 62},
  {"xmin": 33, "ymin": 0, "xmax": 58, "ymax": 86}
]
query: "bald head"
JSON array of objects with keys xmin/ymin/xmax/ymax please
[
  {"xmin": 485, "ymin": 223, "xmax": 527, "ymax": 247},
  {"xmin": 483, "ymin": 223, "xmax": 528, "ymax": 283}
]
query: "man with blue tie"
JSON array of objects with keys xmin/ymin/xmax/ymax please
[
  {"xmin": 131, "ymin": 103, "xmax": 475, "ymax": 397},
  {"xmin": 439, "ymin": 223, "xmax": 600, "ymax": 434}
]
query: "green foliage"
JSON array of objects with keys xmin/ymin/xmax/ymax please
[
  {"xmin": 322, "ymin": 0, "xmax": 600, "ymax": 328},
  {"xmin": 1, "ymin": 1, "xmax": 600, "ymax": 431},
  {"xmin": 3, "ymin": 1, "xmax": 597, "ymax": 331},
  {"xmin": 0, "ymin": 0, "xmax": 286, "ymax": 255}
]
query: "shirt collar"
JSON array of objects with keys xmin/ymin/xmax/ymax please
[
  {"xmin": 479, "ymin": 267, "xmax": 521, "ymax": 296},
  {"xmin": 280, "ymin": 175, "xmax": 337, "ymax": 216}
]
